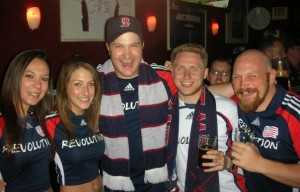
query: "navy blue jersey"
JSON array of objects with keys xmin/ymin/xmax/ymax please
[
  {"xmin": 0, "ymin": 114, "xmax": 51, "ymax": 192},
  {"xmin": 45, "ymin": 112, "xmax": 104, "ymax": 185},
  {"xmin": 118, "ymin": 77, "xmax": 144, "ymax": 186},
  {"xmin": 238, "ymin": 85, "xmax": 300, "ymax": 192}
]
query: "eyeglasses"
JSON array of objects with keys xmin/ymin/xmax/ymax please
[{"xmin": 210, "ymin": 70, "xmax": 230, "ymax": 77}]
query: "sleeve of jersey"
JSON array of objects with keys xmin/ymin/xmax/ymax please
[
  {"xmin": 281, "ymin": 94, "xmax": 300, "ymax": 158},
  {"xmin": 151, "ymin": 63, "xmax": 177, "ymax": 96},
  {"xmin": 0, "ymin": 117, "xmax": 4, "ymax": 138},
  {"xmin": 289, "ymin": 116, "xmax": 300, "ymax": 158}
]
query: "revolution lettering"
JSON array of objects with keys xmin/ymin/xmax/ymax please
[
  {"xmin": 62, "ymin": 134, "xmax": 103, "ymax": 149},
  {"xmin": 2, "ymin": 138, "xmax": 50, "ymax": 154}
]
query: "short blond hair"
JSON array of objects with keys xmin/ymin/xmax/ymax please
[{"xmin": 171, "ymin": 43, "xmax": 208, "ymax": 68}]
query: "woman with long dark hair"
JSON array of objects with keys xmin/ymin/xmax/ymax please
[{"xmin": 0, "ymin": 49, "xmax": 54, "ymax": 192}]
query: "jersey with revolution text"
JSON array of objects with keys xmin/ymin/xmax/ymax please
[
  {"xmin": 238, "ymin": 85, "xmax": 300, "ymax": 192},
  {"xmin": 0, "ymin": 113, "xmax": 51, "ymax": 192},
  {"xmin": 176, "ymin": 93, "xmax": 246, "ymax": 192},
  {"xmin": 45, "ymin": 112, "xmax": 104, "ymax": 185}
]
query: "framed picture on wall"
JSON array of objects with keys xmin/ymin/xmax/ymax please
[
  {"xmin": 167, "ymin": 0, "xmax": 206, "ymax": 50},
  {"xmin": 225, "ymin": 11, "xmax": 248, "ymax": 43},
  {"xmin": 225, "ymin": 0, "xmax": 248, "ymax": 43},
  {"xmin": 60, "ymin": 0, "xmax": 135, "ymax": 42}
]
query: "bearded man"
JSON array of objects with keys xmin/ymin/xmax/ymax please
[{"xmin": 229, "ymin": 49, "xmax": 300, "ymax": 192}]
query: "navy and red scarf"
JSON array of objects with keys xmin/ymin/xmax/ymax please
[{"xmin": 166, "ymin": 86, "xmax": 220, "ymax": 192}]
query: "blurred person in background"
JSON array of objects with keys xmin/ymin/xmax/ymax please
[
  {"xmin": 258, "ymin": 35, "xmax": 289, "ymax": 90},
  {"xmin": 207, "ymin": 58, "xmax": 232, "ymax": 85},
  {"xmin": 285, "ymin": 36, "xmax": 300, "ymax": 94}
]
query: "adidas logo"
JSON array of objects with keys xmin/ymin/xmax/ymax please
[
  {"xmin": 80, "ymin": 119, "xmax": 87, "ymax": 126},
  {"xmin": 26, "ymin": 122, "xmax": 33, "ymax": 129},
  {"xmin": 186, "ymin": 112, "xmax": 194, "ymax": 120},
  {"xmin": 251, "ymin": 117, "xmax": 260, "ymax": 126},
  {"xmin": 124, "ymin": 83, "xmax": 135, "ymax": 91}
]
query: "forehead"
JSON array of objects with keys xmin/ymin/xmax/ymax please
[
  {"xmin": 273, "ymin": 41, "xmax": 285, "ymax": 49},
  {"xmin": 211, "ymin": 61, "xmax": 230, "ymax": 69},
  {"xmin": 69, "ymin": 67, "xmax": 92, "ymax": 79},
  {"xmin": 175, "ymin": 52, "xmax": 203, "ymax": 66},
  {"xmin": 25, "ymin": 58, "xmax": 49, "ymax": 73},
  {"xmin": 112, "ymin": 32, "xmax": 141, "ymax": 44},
  {"xmin": 234, "ymin": 53, "xmax": 266, "ymax": 73}
]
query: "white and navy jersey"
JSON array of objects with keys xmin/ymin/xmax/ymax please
[
  {"xmin": 238, "ymin": 85, "xmax": 300, "ymax": 192},
  {"xmin": 45, "ymin": 112, "xmax": 104, "ymax": 185},
  {"xmin": 176, "ymin": 93, "xmax": 246, "ymax": 192},
  {"xmin": 0, "ymin": 114, "xmax": 51, "ymax": 192}
]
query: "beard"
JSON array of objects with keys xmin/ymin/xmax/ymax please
[{"xmin": 237, "ymin": 76, "xmax": 270, "ymax": 114}]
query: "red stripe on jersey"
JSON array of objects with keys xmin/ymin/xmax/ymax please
[{"xmin": 276, "ymin": 107, "xmax": 300, "ymax": 157}]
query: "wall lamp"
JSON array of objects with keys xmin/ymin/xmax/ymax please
[
  {"xmin": 27, "ymin": 7, "xmax": 41, "ymax": 30},
  {"xmin": 212, "ymin": 22, "xmax": 219, "ymax": 36},
  {"xmin": 147, "ymin": 16, "xmax": 156, "ymax": 32}
]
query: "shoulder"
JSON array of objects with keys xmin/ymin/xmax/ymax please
[
  {"xmin": 96, "ymin": 59, "xmax": 115, "ymax": 74},
  {"xmin": 150, "ymin": 63, "xmax": 177, "ymax": 96},
  {"xmin": 45, "ymin": 111, "xmax": 59, "ymax": 120},
  {"xmin": 285, "ymin": 92, "xmax": 300, "ymax": 105},
  {"xmin": 150, "ymin": 63, "xmax": 170, "ymax": 71},
  {"xmin": 213, "ymin": 93, "xmax": 237, "ymax": 110},
  {"xmin": 213, "ymin": 93, "xmax": 238, "ymax": 128},
  {"xmin": 0, "ymin": 114, "xmax": 4, "ymax": 138},
  {"xmin": 45, "ymin": 111, "xmax": 61, "ymax": 126},
  {"xmin": 45, "ymin": 111, "xmax": 61, "ymax": 139},
  {"xmin": 213, "ymin": 93, "xmax": 238, "ymax": 120},
  {"xmin": 281, "ymin": 92, "xmax": 300, "ymax": 117}
]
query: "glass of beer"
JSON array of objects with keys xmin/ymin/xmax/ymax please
[
  {"xmin": 198, "ymin": 134, "xmax": 217, "ymax": 169},
  {"xmin": 233, "ymin": 127, "xmax": 255, "ymax": 142}
]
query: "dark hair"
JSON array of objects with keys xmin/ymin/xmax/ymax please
[
  {"xmin": 0, "ymin": 49, "xmax": 54, "ymax": 157},
  {"xmin": 210, "ymin": 58, "xmax": 231, "ymax": 69},
  {"xmin": 258, "ymin": 35, "xmax": 282, "ymax": 52},
  {"xmin": 56, "ymin": 55, "xmax": 101, "ymax": 139}
]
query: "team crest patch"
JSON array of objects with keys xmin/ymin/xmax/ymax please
[
  {"xmin": 262, "ymin": 126, "xmax": 278, "ymax": 139},
  {"xmin": 36, "ymin": 126, "xmax": 45, "ymax": 137}
]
